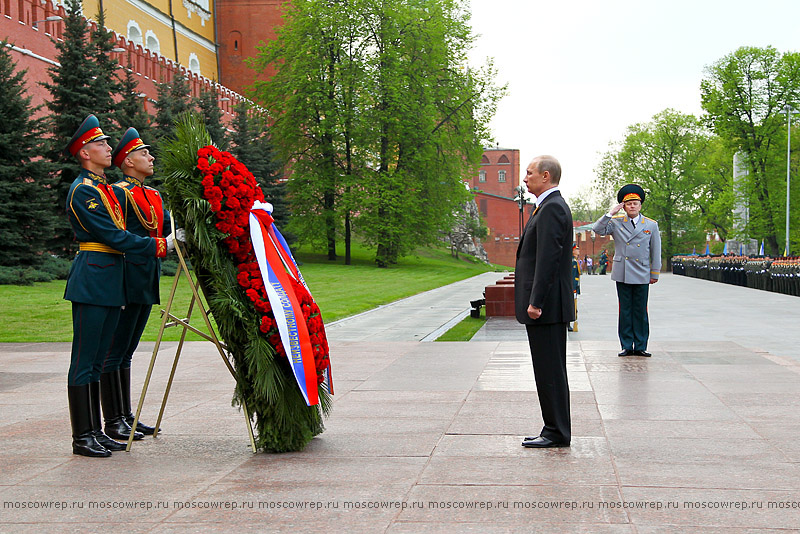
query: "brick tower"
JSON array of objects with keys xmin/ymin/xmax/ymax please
[{"xmin": 216, "ymin": 0, "xmax": 288, "ymax": 97}]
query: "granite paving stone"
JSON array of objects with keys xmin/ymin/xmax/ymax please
[{"xmin": 2, "ymin": 273, "xmax": 800, "ymax": 532}]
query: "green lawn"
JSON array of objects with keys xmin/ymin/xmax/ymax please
[
  {"xmin": 0, "ymin": 243, "xmax": 499, "ymax": 342},
  {"xmin": 435, "ymin": 306, "xmax": 487, "ymax": 342}
]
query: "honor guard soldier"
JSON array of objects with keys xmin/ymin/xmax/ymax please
[
  {"xmin": 106, "ymin": 128, "xmax": 178, "ymax": 437},
  {"xmin": 592, "ymin": 184, "xmax": 661, "ymax": 357},
  {"xmin": 64, "ymin": 115, "xmax": 175, "ymax": 458},
  {"xmin": 569, "ymin": 244, "xmax": 580, "ymax": 332}
]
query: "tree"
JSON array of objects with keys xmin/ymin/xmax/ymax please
[
  {"xmin": 253, "ymin": 0, "xmax": 365, "ymax": 262},
  {"xmin": 597, "ymin": 109, "xmax": 711, "ymax": 266},
  {"xmin": 0, "ymin": 42, "xmax": 55, "ymax": 271},
  {"xmin": 150, "ymin": 69, "xmax": 192, "ymax": 188},
  {"xmin": 358, "ymin": 0, "xmax": 502, "ymax": 266},
  {"xmin": 701, "ymin": 46, "xmax": 800, "ymax": 255},
  {"xmin": 228, "ymin": 100, "xmax": 291, "ymax": 237},
  {"xmin": 253, "ymin": 0, "xmax": 503, "ymax": 266},
  {"xmin": 195, "ymin": 86, "xmax": 228, "ymax": 150},
  {"xmin": 693, "ymin": 136, "xmax": 734, "ymax": 243},
  {"xmin": 41, "ymin": 0, "xmax": 109, "ymax": 254},
  {"xmin": 116, "ymin": 57, "xmax": 152, "ymax": 140},
  {"xmin": 88, "ymin": 9, "xmax": 123, "ymax": 139},
  {"xmin": 152, "ymin": 70, "xmax": 192, "ymax": 146},
  {"xmin": 567, "ymin": 185, "xmax": 606, "ymax": 224}
]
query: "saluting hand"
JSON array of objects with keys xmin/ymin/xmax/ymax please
[{"xmin": 609, "ymin": 202, "xmax": 625, "ymax": 216}]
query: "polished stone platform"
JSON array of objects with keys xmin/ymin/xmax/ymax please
[{"xmin": 2, "ymin": 273, "xmax": 800, "ymax": 532}]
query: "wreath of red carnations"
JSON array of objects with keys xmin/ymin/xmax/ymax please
[{"xmin": 196, "ymin": 145, "xmax": 330, "ymax": 385}]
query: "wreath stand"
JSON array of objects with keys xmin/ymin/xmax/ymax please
[{"xmin": 125, "ymin": 235, "xmax": 257, "ymax": 453}]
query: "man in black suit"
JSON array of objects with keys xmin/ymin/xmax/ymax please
[{"xmin": 514, "ymin": 155, "xmax": 574, "ymax": 448}]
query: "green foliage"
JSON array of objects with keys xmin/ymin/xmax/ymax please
[
  {"xmin": 0, "ymin": 42, "xmax": 56, "ymax": 269},
  {"xmin": 194, "ymin": 86, "xmax": 228, "ymax": 150},
  {"xmin": 151, "ymin": 70, "xmax": 192, "ymax": 190},
  {"xmin": 567, "ymin": 186, "xmax": 607, "ymax": 224},
  {"xmin": 701, "ymin": 46, "xmax": 800, "ymax": 255},
  {"xmin": 116, "ymin": 57, "xmax": 152, "ymax": 141},
  {"xmin": 41, "ymin": 0, "xmax": 104, "ymax": 255},
  {"xmin": 160, "ymin": 258, "xmax": 179, "ymax": 276},
  {"xmin": 87, "ymin": 10, "xmax": 123, "ymax": 139},
  {"xmin": 252, "ymin": 0, "xmax": 504, "ymax": 266},
  {"xmin": 597, "ymin": 109, "xmax": 712, "ymax": 266},
  {"xmin": 693, "ymin": 136, "xmax": 734, "ymax": 242},
  {"xmin": 160, "ymin": 113, "xmax": 327, "ymax": 452},
  {"xmin": 0, "ymin": 255, "xmax": 70, "ymax": 285}
]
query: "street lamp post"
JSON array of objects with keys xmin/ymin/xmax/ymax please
[
  {"xmin": 514, "ymin": 185, "xmax": 526, "ymax": 237},
  {"xmin": 32, "ymin": 15, "xmax": 63, "ymax": 30},
  {"xmin": 782, "ymin": 104, "xmax": 798, "ymax": 256}
]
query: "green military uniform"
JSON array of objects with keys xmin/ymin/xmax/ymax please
[
  {"xmin": 106, "ymin": 127, "xmax": 171, "ymax": 435},
  {"xmin": 64, "ymin": 115, "xmax": 168, "ymax": 458}
]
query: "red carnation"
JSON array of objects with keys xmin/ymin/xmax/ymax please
[{"xmin": 237, "ymin": 272, "xmax": 251, "ymax": 288}]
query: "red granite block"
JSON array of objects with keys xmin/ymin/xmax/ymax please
[{"xmin": 485, "ymin": 281, "xmax": 515, "ymax": 317}]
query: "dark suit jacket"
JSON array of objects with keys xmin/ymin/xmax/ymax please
[{"xmin": 514, "ymin": 190, "xmax": 575, "ymax": 325}]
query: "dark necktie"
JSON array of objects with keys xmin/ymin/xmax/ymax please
[{"xmin": 631, "ymin": 219, "xmax": 636, "ymax": 229}]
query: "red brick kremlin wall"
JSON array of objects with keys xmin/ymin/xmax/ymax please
[
  {"xmin": 468, "ymin": 147, "xmax": 523, "ymax": 268},
  {"xmin": 475, "ymin": 191, "xmax": 527, "ymax": 268},
  {"xmin": 216, "ymin": 0, "xmax": 287, "ymax": 97},
  {"xmin": 2, "ymin": 0, "xmax": 247, "ymax": 125}
]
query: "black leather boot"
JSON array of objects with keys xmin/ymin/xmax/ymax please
[
  {"xmin": 100, "ymin": 371, "xmax": 143, "ymax": 441},
  {"xmin": 67, "ymin": 385, "xmax": 111, "ymax": 457},
  {"xmin": 119, "ymin": 367, "xmax": 158, "ymax": 435},
  {"xmin": 89, "ymin": 381, "xmax": 126, "ymax": 451}
]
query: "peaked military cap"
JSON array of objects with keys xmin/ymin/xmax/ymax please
[
  {"xmin": 112, "ymin": 127, "xmax": 150, "ymax": 168},
  {"xmin": 617, "ymin": 183, "xmax": 646, "ymax": 203},
  {"xmin": 65, "ymin": 114, "xmax": 111, "ymax": 157}
]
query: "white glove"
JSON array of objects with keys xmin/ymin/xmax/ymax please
[{"xmin": 165, "ymin": 229, "xmax": 185, "ymax": 252}]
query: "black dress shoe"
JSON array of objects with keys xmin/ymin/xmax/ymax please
[
  {"xmin": 633, "ymin": 350, "xmax": 652, "ymax": 357},
  {"xmin": 521, "ymin": 436, "xmax": 569, "ymax": 448},
  {"xmin": 93, "ymin": 430, "xmax": 127, "ymax": 451},
  {"xmin": 618, "ymin": 349, "xmax": 633, "ymax": 357}
]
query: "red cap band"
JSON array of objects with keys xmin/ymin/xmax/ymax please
[
  {"xmin": 69, "ymin": 127, "xmax": 105, "ymax": 156},
  {"xmin": 113, "ymin": 137, "xmax": 145, "ymax": 167}
]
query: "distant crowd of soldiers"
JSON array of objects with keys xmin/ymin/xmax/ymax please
[{"xmin": 672, "ymin": 255, "xmax": 800, "ymax": 296}]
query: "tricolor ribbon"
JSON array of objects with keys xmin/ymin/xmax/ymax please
[{"xmin": 249, "ymin": 201, "xmax": 332, "ymax": 406}]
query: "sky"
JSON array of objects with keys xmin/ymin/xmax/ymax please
[{"xmin": 466, "ymin": 0, "xmax": 800, "ymax": 203}]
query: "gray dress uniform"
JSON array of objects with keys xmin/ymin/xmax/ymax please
[
  {"xmin": 593, "ymin": 213, "xmax": 661, "ymax": 284},
  {"xmin": 593, "ymin": 213, "xmax": 661, "ymax": 353}
]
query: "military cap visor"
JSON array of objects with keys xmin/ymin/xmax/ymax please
[
  {"xmin": 66, "ymin": 114, "xmax": 111, "ymax": 156},
  {"xmin": 617, "ymin": 183, "xmax": 646, "ymax": 203},
  {"xmin": 112, "ymin": 127, "xmax": 150, "ymax": 168}
]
